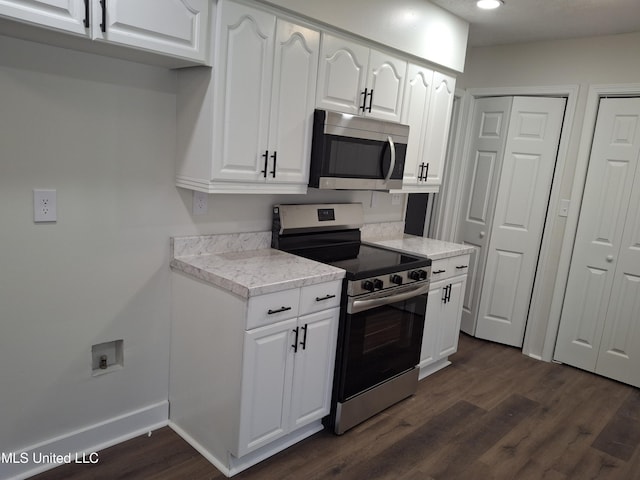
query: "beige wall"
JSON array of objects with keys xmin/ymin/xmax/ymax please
[{"xmin": 457, "ymin": 31, "xmax": 640, "ymax": 357}]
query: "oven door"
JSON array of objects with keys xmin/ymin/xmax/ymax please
[{"xmin": 339, "ymin": 282, "xmax": 428, "ymax": 401}]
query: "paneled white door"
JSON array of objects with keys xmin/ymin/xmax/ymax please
[
  {"xmin": 0, "ymin": 0, "xmax": 87, "ymax": 35},
  {"xmin": 212, "ymin": 2, "xmax": 275, "ymax": 182},
  {"xmin": 365, "ymin": 49, "xmax": 406, "ymax": 122},
  {"xmin": 458, "ymin": 97, "xmax": 513, "ymax": 335},
  {"xmin": 94, "ymin": 0, "xmax": 210, "ymax": 62},
  {"xmin": 316, "ymin": 34, "xmax": 368, "ymax": 115},
  {"xmin": 267, "ymin": 20, "xmax": 319, "ymax": 185},
  {"xmin": 475, "ymin": 97, "xmax": 566, "ymax": 346},
  {"xmin": 555, "ymin": 97, "xmax": 640, "ymax": 385}
]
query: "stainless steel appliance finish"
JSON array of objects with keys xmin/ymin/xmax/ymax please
[
  {"xmin": 308, "ymin": 110, "xmax": 410, "ymax": 191},
  {"xmin": 272, "ymin": 203, "xmax": 431, "ymax": 435}
]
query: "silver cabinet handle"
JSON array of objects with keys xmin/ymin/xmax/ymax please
[
  {"xmin": 480, "ymin": 231, "xmax": 486, "ymax": 238},
  {"xmin": 384, "ymin": 136, "xmax": 396, "ymax": 183},
  {"xmin": 606, "ymin": 255, "xmax": 614, "ymax": 263}
]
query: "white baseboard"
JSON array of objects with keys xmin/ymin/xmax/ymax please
[
  {"xmin": 3, "ymin": 401, "xmax": 168, "ymax": 480},
  {"xmin": 169, "ymin": 420, "xmax": 324, "ymax": 477}
]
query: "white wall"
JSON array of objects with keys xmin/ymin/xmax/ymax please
[
  {"xmin": 0, "ymin": 34, "xmax": 403, "ymax": 476},
  {"xmin": 260, "ymin": 0, "xmax": 469, "ymax": 72},
  {"xmin": 456, "ymin": 31, "xmax": 640, "ymax": 358}
]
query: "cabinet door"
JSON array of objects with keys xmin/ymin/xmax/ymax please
[
  {"xmin": 401, "ymin": 64, "xmax": 434, "ymax": 187},
  {"xmin": 289, "ymin": 308, "xmax": 339, "ymax": 430},
  {"xmin": 212, "ymin": 1, "xmax": 275, "ymax": 183},
  {"xmin": 93, "ymin": 0, "xmax": 210, "ymax": 62},
  {"xmin": 316, "ymin": 34, "xmax": 369, "ymax": 115},
  {"xmin": 423, "ymin": 72, "xmax": 456, "ymax": 190},
  {"xmin": 438, "ymin": 277, "xmax": 465, "ymax": 358},
  {"xmin": 238, "ymin": 318, "xmax": 296, "ymax": 456},
  {"xmin": 0, "ymin": 0, "xmax": 87, "ymax": 34},
  {"xmin": 267, "ymin": 20, "xmax": 319, "ymax": 185},
  {"xmin": 365, "ymin": 49, "xmax": 406, "ymax": 122}
]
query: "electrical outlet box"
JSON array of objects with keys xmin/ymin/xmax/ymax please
[
  {"xmin": 391, "ymin": 193, "xmax": 403, "ymax": 206},
  {"xmin": 34, "ymin": 189, "xmax": 57, "ymax": 222},
  {"xmin": 91, "ymin": 340, "xmax": 124, "ymax": 376}
]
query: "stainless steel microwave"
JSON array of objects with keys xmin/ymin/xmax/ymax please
[{"xmin": 308, "ymin": 109, "xmax": 409, "ymax": 190}]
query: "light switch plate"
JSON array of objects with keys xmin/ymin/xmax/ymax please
[{"xmin": 559, "ymin": 199, "xmax": 570, "ymax": 217}]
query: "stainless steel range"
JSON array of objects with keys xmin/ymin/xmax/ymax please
[{"xmin": 272, "ymin": 203, "xmax": 431, "ymax": 434}]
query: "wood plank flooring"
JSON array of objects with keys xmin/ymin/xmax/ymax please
[{"xmin": 30, "ymin": 334, "xmax": 640, "ymax": 480}]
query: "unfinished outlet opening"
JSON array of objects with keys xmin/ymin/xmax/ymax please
[{"xmin": 91, "ymin": 340, "xmax": 123, "ymax": 376}]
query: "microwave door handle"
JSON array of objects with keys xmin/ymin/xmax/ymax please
[{"xmin": 383, "ymin": 136, "xmax": 396, "ymax": 184}]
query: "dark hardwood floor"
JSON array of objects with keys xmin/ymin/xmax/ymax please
[{"xmin": 31, "ymin": 334, "xmax": 640, "ymax": 479}]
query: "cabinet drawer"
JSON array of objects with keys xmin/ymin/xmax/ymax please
[
  {"xmin": 299, "ymin": 280, "xmax": 342, "ymax": 315},
  {"xmin": 429, "ymin": 254, "xmax": 470, "ymax": 283},
  {"xmin": 430, "ymin": 258, "xmax": 449, "ymax": 283},
  {"xmin": 247, "ymin": 289, "xmax": 300, "ymax": 330},
  {"xmin": 449, "ymin": 254, "xmax": 470, "ymax": 277}
]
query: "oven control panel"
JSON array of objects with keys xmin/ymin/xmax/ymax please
[{"xmin": 348, "ymin": 267, "xmax": 431, "ymax": 297}]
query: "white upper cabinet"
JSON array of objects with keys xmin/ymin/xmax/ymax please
[
  {"xmin": 92, "ymin": 0, "xmax": 210, "ymax": 63},
  {"xmin": 0, "ymin": 0, "xmax": 88, "ymax": 35},
  {"xmin": 0, "ymin": 0, "xmax": 211, "ymax": 65},
  {"xmin": 396, "ymin": 68, "xmax": 455, "ymax": 193},
  {"xmin": 317, "ymin": 33, "xmax": 406, "ymax": 122},
  {"xmin": 423, "ymin": 71, "xmax": 456, "ymax": 189},
  {"xmin": 177, "ymin": 0, "xmax": 319, "ymax": 193},
  {"xmin": 400, "ymin": 64, "xmax": 434, "ymax": 187}
]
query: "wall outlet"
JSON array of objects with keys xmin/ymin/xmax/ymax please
[
  {"xmin": 193, "ymin": 190, "xmax": 208, "ymax": 215},
  {"xmin": 391, "ymin": 193, "xmax": 404, "ymax": 206},
  {"xmin": 34, "ymin": 189, "xmax": 57, "ymax": 222}
]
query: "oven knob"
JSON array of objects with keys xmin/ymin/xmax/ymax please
[
  {"xmin": 390, "ymin": 274, "xmax": 403, "ymax": 285},
  {"xmin": 373, "ymin": 278, "xmax": 384, "ymax": 290},
  {"xmin": 362, "ymin": 280, "xmax": 375, "ymax": 292},
  {"xmin": 409, "ymin": 269, "xmax": 428, "ymax": 281}
]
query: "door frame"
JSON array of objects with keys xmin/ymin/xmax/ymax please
[
  {"xmin": 436, "ymin": 85, "xmax": 578, "ymax": 359},
  {"xmin": 545, "ymin": 83, "xmax": 640, "ymax": 361}
]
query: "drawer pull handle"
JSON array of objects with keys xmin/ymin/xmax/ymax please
[
  {"xmin": 315, "ymin": 294, "xmax": 336, "ymax": 302},
  {"xmin": 268, "ymin": 306, "xmax": 292, "ymax": 315},
  {"xmin": 433, "ymin": 269, "xmax": 446, "ymax": 274},
  {"xmin": 456, "ymin": 265, "xmax": 468, "ymax": 269}
]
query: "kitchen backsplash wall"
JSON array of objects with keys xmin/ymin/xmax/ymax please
[{"xmin": 0, "ymin": 32, "xmax": 404, "ymax": 466}]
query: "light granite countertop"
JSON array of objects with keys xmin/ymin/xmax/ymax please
[
  {"xmin": 170, "ymin": 232, "xmax": 345, "ymax": 298},
  {"xmin": 366, "ymin": 234, "xmax": 474, "ymax": 261}
]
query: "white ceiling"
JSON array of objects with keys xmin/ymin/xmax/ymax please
[{"xmin": 430, "ymin": 0, "xmax": 640, "ymax": 47}]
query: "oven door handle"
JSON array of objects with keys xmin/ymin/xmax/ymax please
[
  {"xmin": 383, "ymin": 135, "xmax": 396, "ymax": 184},
  {"xmin": 348, "ymin": 283, "xmax": 429, "ymax": 314}
]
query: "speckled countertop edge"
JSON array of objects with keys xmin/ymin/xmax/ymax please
[
  {"xmin": 365, "ymin": 234, "xmax": 475, "ymax": 261},
  {"xmin": 170, "ymin": 232, "xmax": 345, "ymax": 298}
]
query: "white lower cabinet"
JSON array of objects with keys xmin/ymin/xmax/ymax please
[
  {"xmin": 419, "ymin": 254, "xmax": 469, "ymax": 379},
  {"xmin": 169, "ymin": 272, "xmax": 340, "ymax": 476},
  {"xmin": 238, "ymin": 307, "xmax": 338, "ymax": 456}
]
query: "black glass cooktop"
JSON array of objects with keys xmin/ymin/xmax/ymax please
[{"xmin": 294, "ymin": 242, "xmax": 430, "ymax": 280}]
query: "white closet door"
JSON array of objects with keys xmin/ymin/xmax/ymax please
[
  {"xmin": 597, "ymin": 159, "xmax": 640, "ymax": 386},
  {"xmin": 458, "ymin": 96, "xmax": 513, "ymax": 335},
  {"xmin": 555, "ymin": 98, "xmax": 640, "ymax": 374},
  {"xmin": 475, "ymin": 97, "xmax": 566, "ymax": 347}
]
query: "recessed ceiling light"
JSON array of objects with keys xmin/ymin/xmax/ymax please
[{"xmin": 477, "ymin": 0, "xmax": 504, "ymax": 10}]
